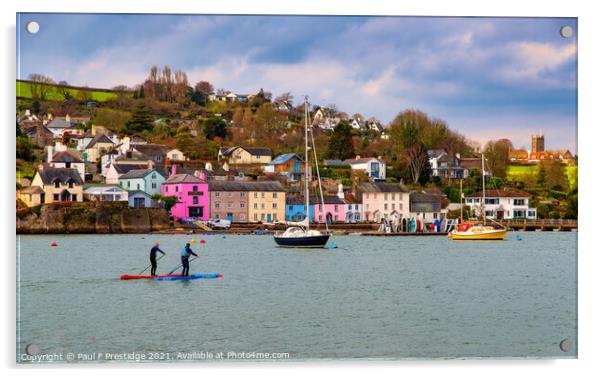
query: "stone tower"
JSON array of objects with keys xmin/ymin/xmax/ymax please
[{"xmin": 531, "ymin": 134, "xmax": 545, "ymax": 153}]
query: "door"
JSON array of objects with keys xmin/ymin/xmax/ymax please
[
  {"xmin": 294, "ymin": 160, "xmax": 301, "ymax": 172},
  {"xmin": 227, "ymin": 213, "xmax": 233, "ymax": 222},
  {"xmin": 497, "ymin": 210, "xmax": 504, "ymax": 220},
  {"xmin": 267, "ymin": 213, "xmax": 272, "ymax": 222},
  {"xmin": 134, "ymin": 197, "xmax": 145, "ymax": 208}
]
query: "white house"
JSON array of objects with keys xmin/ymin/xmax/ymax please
[
  {"xmin": 465, "ymin": 190, "xmax": 537, "ymax": 220},
  {"xmin": 105, "ymin": 161, "xmax": 153, "ymax": 184},
  {"xmin": 45, "ymin": 114, "xmax": 89, "ymax": 137},
  {"xmin": 166, "ymin": 148, "xmax": 187, "ymax": 161},
  {"xmin": 427, "ymin": 149, "xmax": 469, "ymax": 179},
  {"xmin": 343, "ymin": 156, "xmax": 387, "ymax": 180},
  {"xmin": 47, "ymin": 144, "xmax": 85, "ymax": 181}
]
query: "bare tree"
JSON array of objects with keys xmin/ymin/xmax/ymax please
[
  {"xmin": 28, "ymin": 73, "xmax": 55, "ymax": 100},
  {"xmin": 56, "ymin": 80, "xmax": 72, "ymax": 100},
  {"xmin": 404, "ymin": 144, "xmax": 431, "ymax": 184}
]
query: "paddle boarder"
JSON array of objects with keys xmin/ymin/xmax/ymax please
[
  {"xmin": 150, "ymin": 242, "xmax": 166, "ymax": 276},
  {"xmin": 181, "ymin": 242, "xmax": 198, "ymax": 276}
]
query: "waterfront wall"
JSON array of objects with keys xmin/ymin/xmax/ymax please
[{"xmin": 16, "ymin": 202, "xmax": 173, "ymax": 234}]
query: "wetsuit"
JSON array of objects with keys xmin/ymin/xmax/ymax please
[
  {"xmin": 181, "ymin": 245, "xmax": 198, "ymax": 276},
  {"xmin": 150, "ymin": 246, "xmax": 165, "ymax": 276}
]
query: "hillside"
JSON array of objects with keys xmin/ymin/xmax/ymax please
[{"xmin": 16, "ymin": 80, "xmax": 130, "ymax": 102}]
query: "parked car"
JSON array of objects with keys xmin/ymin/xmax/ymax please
[{"xmin": 207, "ymin": 218, "xmax": 231, "ymax": 229}]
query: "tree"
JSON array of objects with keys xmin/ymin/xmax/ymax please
[
  {"xmin": 536, "ymin": 161, "xmax": 547, "ymax": 188},
  {"xmin": 56, "ymin": 80, "xmax": 72, "ymax": 100},
  {"xmin": 192, "ymin": 80, "xmax": 215, "ymax": 105},
  {"xmin": 404, "ymin": 143, "xmax": 431, "ymax": 185},
  {"xmin": 16, "ymin": 136, "xmax": 35, "ymax": 161},
  {"xmin": 28, "ymin": 73, "xmax": 55, "ymax": 100},
  {"xmin": 203, "ymin": 116, "xmax": 227, "ymax": 140},
  {"xmin": 325, "ymin": 120, "xmax": 355, "ymax": 160},
  {"xmin": 483, "ymin": 139, "xmax": 511, "ymax": 178},
  {"xmin": 124, "ymin": 103, "xmax": 154, "ymax": 134}
]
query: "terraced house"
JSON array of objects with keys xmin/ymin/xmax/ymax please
[
  {"xmin": 246, "ymin": 181, "xmax": 286, "ymax": 223},
  {"xmin": 162, "ymin": 173, "xmax": 209, "ymax": 220},
  {"xmin": 19, "ymin": 165, "xmax": 84, "ymax": 207},
  {"xmin": 359, "ymin": 182, "xmax": 410, "ymax": 222},
  {"xmin": 208, "ymin": 181, "xmax": 251, "ymax": 223}
]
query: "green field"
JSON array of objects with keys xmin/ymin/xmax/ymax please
[
  {"xmin": 16, "ymin": 80, "xmax": 126, "ymax": 102},
  {"xmin": 507, "ymin": 164, "xmax": 577, "ymax": 190}
]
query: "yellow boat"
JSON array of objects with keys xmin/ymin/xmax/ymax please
[{"xmin": 448, "ymin": 222, "xmax": 507, "ymax": 240}]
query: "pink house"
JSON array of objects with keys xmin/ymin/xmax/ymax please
[
  {"xmin": 313, "ymin": 196, "xmax": 346, "ymax": 223},
  {"xmin": 162, "ymin": 165, "xmax": 209, "ymax": 220}
]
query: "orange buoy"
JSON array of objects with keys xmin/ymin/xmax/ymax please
[{"xmin": 190, "ymin": 239, "xmax": 196, "ymax": 244}]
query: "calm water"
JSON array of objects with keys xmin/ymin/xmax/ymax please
[{"xmin": 16, "ymin": 232, "xmax": 577, "ymax": 362}]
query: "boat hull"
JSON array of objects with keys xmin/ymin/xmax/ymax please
[
  {"xmin": 448, "ymin": 229, "xmax": 507, "ymax": 240},
  {"xmin": 273, "ymin": 234, "xmax": 330, "ymax": 248}
]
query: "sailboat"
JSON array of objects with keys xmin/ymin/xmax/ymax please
[
  {"xmin": 273, "ymin": 97, "xmax": 331, "ymax": 248},
  {"xmin": 448, "ymin": 154, "xmax": 507, "ymax": 240}
]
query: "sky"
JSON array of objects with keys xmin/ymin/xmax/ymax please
[{"xmin": 16, "ymin": 14, "xmax": 577, "ymax": 152}]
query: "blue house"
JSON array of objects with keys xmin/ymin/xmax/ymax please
[
  {"xmin": 118, "ymin": 168, "xmax": 165, "ymax": 196},
  {"xmin": 128, "ymin": 190, "xmax": 156, "ymax": 208},
  {"xmin": 264, "ymin": 153, "xmax": 305, "ymax": 181},
  {"xmin": 285, "ymin": 196, "xmax": 315, "ymax": 222}
]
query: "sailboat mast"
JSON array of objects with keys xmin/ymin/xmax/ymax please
[
  {"xmin": 304, "ymin": 97, "xmax": 310, "ymax": 230},
  {"xmin": 481, "ymin": 153, "xmax": 486, "ymax": 223},
  {"xmin": 460, "ymin": 179, "xmax": 463, "ymax": 224}
]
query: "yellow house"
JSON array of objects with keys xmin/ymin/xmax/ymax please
[
  {"xmin": 84, "ymin": 134, "xmax": 116, "ymax": 162},
  {"xmin": 218, "ymin": 146, "xmax": 272, "ymax": 165},
  {"xmin": 246, "ymin": 181, "xmax": 285, "ymax": 223},
  {"xmin": 18, "ymin": 165, "xmax": 84, "ymax": 207}
]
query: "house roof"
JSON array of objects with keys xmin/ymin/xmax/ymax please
[
  {"xmin": 112, "ymin": 163, "xmax": 150, "ymax": 174},
  {"xmin": 323, "ymin": 159, "xmax": 345, "ymax": 166},
  {"xmin": 220, "ymin": 146, "xmax": 272, "ymax": 157},
  {"xmin": 269, "ymin": 153, "xmax": 303, "ymax": 165},
  {"xmin": 119, "ymin": 169, "xmax": 162, "ymax": 180},
  {"xmin": 46, "ymin": 118, "xmax": 77, "ymax": 129},
  {"xmin": 359, "ymin": 182, "xmax": 407, "ymax": 193},
  {"xmin": 344, "ymin": 193, "xmax": 361, "ymax": 204},
  {"xmin": 164, "ymin": 173, "xmax": 204, "ymax": 184},
  {"xmin": 128, "ymin": 190, "xmax": 152, "ymax": 198},
  {"xmin": 410, "ymin": 193, "xmax": 442, "ymax": 213},
  {"xmin": 133, "ymin": 144, "xmax": 169, "ymax": 158},
  {"xmin": 86, "ymin": 134, "xmax": 115, "ymax": 149},
  {"xmin": 320, "ymin": 195, "xmax": 345, "ymax": 205},
  {"xmin": 424, "ymin": 188, "xmax": 446, "ymax": 197},
  {"xmin": 37, "ymin": 166, "xmax": 84, "ymax": 185},
  {"xmin": 343, "ymin": 157, "xmax": 383, "ymax": 165},
  {"xmin": 84, "ymin": 185, "xmax": 128, "ymax": 194},
  {"xmin": 466, "ymin": 189, "xmax": 532, "ymax": 198},
  {"xmin": 21, "ymin": 185, "xmax": 44, "ymax": 194},
  {"xmin": 51, "ymin": 150, "xmax": 83, "ymax": 163},
  {"xmin": 459, "ymin": 158, "xmax": 482, "ymax": 170},
  {"xmin": 208, "ymin": 180, "xmax": 285, "ymax": 192}
]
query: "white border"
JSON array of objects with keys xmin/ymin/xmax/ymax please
[{"xmin": 2, "ymin": 1, "xmax": 600, "ymax": 376}]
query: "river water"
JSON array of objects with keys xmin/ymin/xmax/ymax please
[{"xmin": 16, "ymin": 232, "xmax": 577, "ymax": 362}]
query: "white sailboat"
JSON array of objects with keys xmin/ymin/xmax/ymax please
[{"xmin": 274, "ymin": 97, "xmax": 330, "ymax": 248}]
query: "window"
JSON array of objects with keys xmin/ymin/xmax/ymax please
[
  {"xmin": 152, "ymin": 183, "xmax": 157, "ymax": 189},
  {"xmin": 175, "ymin": 186, "xmax": 178, "ymax": 192},
  {"xmin": 384, "ymin": 193, "xmax": 388, "ymax": 200},
  {"xmin": 152, "ymin": 173, "xmax": 157, "ymax": 179},
  {"xmin": 216, "ymin": 192, "xmax": 220, "ymax": 197},
  {"xmin": 127, "ymin": 181, "xmax": 131, "ymax": 188},
  {"xmin": 192, "ymin": 197, "xmax": 198, "ymax": 205},
  {"xmin": 485, "ymin": 210, "xmax": 493, "ymax": 216},
  {"xmin": 240, "ymin": 192, "xmax": 245, "ymax": 198},
  {"xmin": 392, "ymin": 193, "xmax": 396, "ymax": 201},
  {"xmin": 434, "ymin": 213, "xmax": 438, "ymax": 219},
  {"xmin": 513, "ymin": 210, "xmax": 526, "ymax": 218},
  {"xmin": 227, "ymin": 203, "xmax": 233, "ymax": 209},
  {"xmin": 334, "ymin": 205, "xmax": 338, "ymax": 211},
  {"xmin": 514, "ymin": 199, "xmax": 526, "ymax": 206},
  {"xmin": 67, "ymin": 180, "xmax": 74, "ymax": 188},
  {"xmin": 355, "ymin": 205, "xmax": 359, "ymax": 210},
  {"xmin": 228, "ymin": 192, "xmax": 233, "ymax": 198},
  {"xmin": 240, "ymin": 214, "xmax": 246, "ymax": 221},
  {"xmin": 319, "ymin": 215, "xmax": 323, "ymax": 222},
  {"xmin": 319, "ymin": 204, "xmax": 323, "ymax": 211},
  {"xmin": 155, "ymin": 155, "xmax": 161, "ymax": 161},
  {"xmin": 240, "ymin": 203, "xmax": 245, "ymax": 208},
  {"xmin": 484, "ymin": 198, "xmax": 499, "ymax": 205},
  {"xmin": 261, "ymin": 203, "xmax": 265, "ymax": 209},
  {"xmin": 391, "ymin": 203, "xmax": 396, "ymax": 210},
  {"xmin": 254, "ymin": 213, "xmax": 258, "ymax": 221},
  {"xmin": 384, "ymin": 203, "xmax": 388, "ymax": 210},
  {"xmin": 215, "ymin": 203, "xmax": 220, "ymax": 208},
  {"xmin": 261, "ymin": 214, "xmax": 265, "ymax": 221},
  {"xmin": 54, "ymin": 180, "xmax": 60, "ymax": 188},
  {"xmin": 272, "ymin": 203, "xmax": 277, "ymax": 209},
  {"xmin": 365, "ymin": 204, "xmax": 369, "ymax": 210},
  {"xmin": 193, "ymin": 186, "xmax": 198, "ymax": 192},
  {"xmin": 254, "ymin": 203, "xmax": 258, "ymax": 209},
  {"xmin": 528, "ymin": 210, "xmax": 536, "ymax": 217},
  {"xmin": 165, "ymin": 186, "xmax": 169, "ymax": 192},
  {"xmin": 261, "ymin": 192, "xmax": 265, "ymax": 198},
  {"xmin": 289, "ymin": 206, "xmax": 293, "ymax": 211},
  {"xmin": 65, "ymin": 162, "xmax": 71, "ymax": 168},
  {"xmin": 254, "ymin": 193, "xmax": 258, "ymax": 198},
  {"xmin": 272, "ymin": 192, "xmax": 277, "ymax": 198},
  {"xmin": 188, "ymin": 207, "xmax": 204, "ymax": 217},
  {"xmin": 136, "ymin": 183, "xmax": 140, "ymax": 190},
  {"xmin": 134, "ymin": 197, "xmax": 145, "ymax": 207},
  {"xmin": 53, "ymin": 194, "xmax": 59, "ymax": 201}
]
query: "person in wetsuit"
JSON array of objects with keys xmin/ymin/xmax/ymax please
[
  {"xmin": 181, "ymin": 242, "xmax": 198, "ymax": 276},
  {"xmin": 150, "ymin": 242, "xmax": 166, "ymax": 276}
]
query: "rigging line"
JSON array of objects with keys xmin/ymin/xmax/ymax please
[{"xmin": 309, "ymin": 124, "xmax": 329, "ymax": 234}]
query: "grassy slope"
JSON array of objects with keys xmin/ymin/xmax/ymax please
[
  {"xmin": 16, "ymin": 81, "xmax": 121, "ymax": 102},
  {"xmin": 507, "ymin": 164, "xmax": 578, "ymax": 191}
]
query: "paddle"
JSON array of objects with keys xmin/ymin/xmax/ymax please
[
  {"xmin": 138, "ymin": 254, "xmax": 165, "ymax": 275},
  {"xmin": 167, "ymin": 255, "xmax": 199, "ymax": 275}
]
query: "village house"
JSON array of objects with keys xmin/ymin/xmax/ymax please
[
  {"xmin": 218, "ymin": 146, "xmax": 272, "ymax": 165},
  {"xmin": 166, "ymin": 148, "xmax": 187, "ymax": 161},
  {"xmin": 127, "ymin": 143, "xmax": 170, "ymax": 164},
  {"xmin": 83, "ymin": 185, "xmax": 128, "ymax": 202},
  {"xmin": 337, "ymin": 184, "xmax": 363, "ymax": 223},
  {"xmin": 427, "ymin": 149, "xmax": 469, "ymax": 179},
  {"xmin": 83, "ymin": 133, "xmax": 116, "ymax": 162},
  {"xmin": 285, "ymin": 196, "xmax": 315, "ymax": 222},
  {"xmin": 464, "ymin": 189, "xmax": 537, "ymax": 220},
  {"xmin": 242, "ymin": 181, "xmax": 286, "ymax": 223},
  {"xmin": 44, "ymin": 114, "xmax": 89, "ymax": 137},
  {"xmin": 22, "ymin": 123, "xmax": 54, "ymax": 147},
  {"xmin": 47, "ymin": 144, "xmax": 85, "ymax": 181},
  {"xmin": 343, "ymin": 156, "xmax": 387, "ymax": 180},
  {"xmin": 313, "ymin": 195, "xmax": 346, "ymax": 223},
  {"xmin": 18, "ymin": 165, "xmax": 84, "ymax": 207},
  {"xmin": 207, "ymin": 181, "xmax": 252, "ymax": 223},
  {"xmin": 118, "ymin": 168, "xmax": 165, "ymax": 196},
  {"xmin": 263, "ymin": 153, "xmax": 305, "ymax": 181},
  {"xmin": 359, "ymin": 181, "xmax": 410, "ymax": 222},
  {"xmin": 162, "ymin": 171, "xmax": 209, "ymax": 220},
  {"xmin": 128, "ymin": 190, "xmax": 156, "ymax": 208},
  {"xmin": 75, "ymin": 126, "xmax": 120, "ymax": 151},
  {"xmin": 105, "ymin": 161, "xmax": 154, "ymax": 184},
  {"xmin": 409, "ymin": 192, "xmax": 447, "ymax": 224}
]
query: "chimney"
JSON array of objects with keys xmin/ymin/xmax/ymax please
[
  {"xmin": 147, "ymin": 160, "xmax": 153, "ymax": 170},
  {"xmin": 205, "ymin": 162, "xmax": 213, "ymax": 171},
  {"xmin": 355, "ymin": 155, "xmax": 361, "ymax": 160},
  {"xmin": 337, "ymin": 183, "xmax": 344, "ymax": 200},
  {"xmin": 25, "ymin": 109, "xmax": 31, "ymax": 116},
  {"xmin": 122, "ymin": 136, "xmax": 130, "ymax": 152},
  {"xmin": 171, "ymin": 164, "xmax": 177, "ymax": 177},
  {"xmin": 47, "ymin": 145, "xmax": 53, "ymax": 163},
  {"xmin": 377, "ymin": 155, "xmax": 382, "ymax": 161},
  {"xmin": 65, "ymin": 114, "xmax": 70, "ymax": 123},
  {"xmin": 222, "ymin": 162, "xmax": 230, "ymax": 172},
  {"xmin": 91, "ymin": 124, "xmax": 97, "ymax": 136}
]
